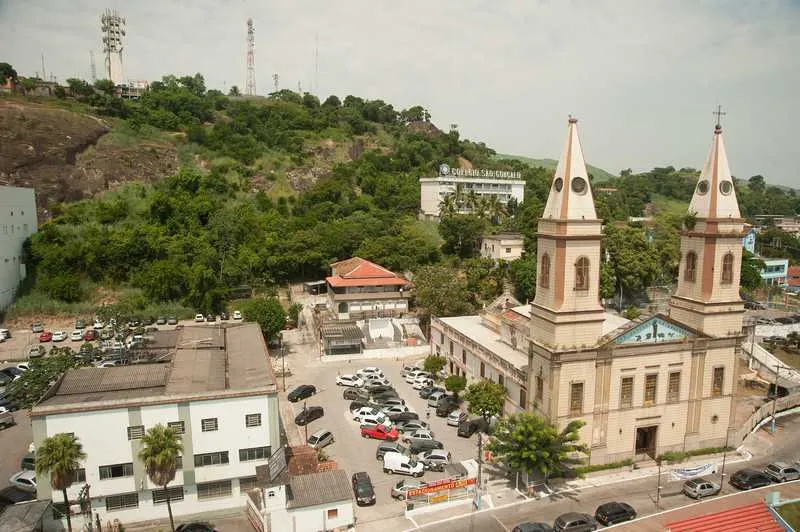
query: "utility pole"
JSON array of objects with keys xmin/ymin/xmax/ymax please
[
  {"xmin": 303, "ymin": 401, "xmax": 309, "ymax": 443},
  {"xmin": 281, "ymin": 339, "xmax": 287, "ymax": 392},
  {"xmin": 655, "ymin": 459, "xmax": 662, "ymax": 510},
  {"xmin": 771, "ymin": 364, "xmax": 792, "ymax": 433},
  {"xmin": 719, "ymin": 429, "xmax": 730, "ymax": 485},
  {"xmin": 475, "ymin": 432, "xmax": 483, "ymax": 510},
  {"xmin": 245, "ymin": 18, "xmax": 256, "ymax": 96}
]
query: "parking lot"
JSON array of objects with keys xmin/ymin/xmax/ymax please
[{"xmin": 280, "ymin": 356, "xmax": 481, "ymax": 525}]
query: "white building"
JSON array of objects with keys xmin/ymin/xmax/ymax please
[
  {"xmin": 419, "ymin": 165, "xmax": 525, "ymax": 220},
  {"xmin": 0, "ymin": 185, "xmax": 37, "ymax": 310},
  {"xmin": 30, "ymin": 323, "xmax": 281, "ymax": 526},
  {"xmin": 481, "ymin": 232, "xmax": 525, "ymax": 261}
]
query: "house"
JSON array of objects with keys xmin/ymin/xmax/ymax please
[
  {"xmin": 30, "ymin": 323, "xmax": 281, "ymax": 525},
  {"xmin": 419, "ymin": 165, "xmax": 525, "ymax": 220},
  {"xmin": 481, "ymin": 232, "xmax": 524, "ymax": 261},
  {"xmin": 788, "ymin": 265, "xmax": 800, "ymax": 294},
  {"xmin": 742, "ymin": 226, "xmax": 757, "ymax": 254},
  {"xmin": 0, "ymin": 186, "xmax": 37, "ymax": 311},
  {"xmin": 326, "ymin": 257, "xmax": 410, "ymax": 320},
  {"xmin": 761, "ymin": 258, "xmax": 789, "ymax": 287}
]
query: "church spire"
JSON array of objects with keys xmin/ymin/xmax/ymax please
[
  {"xmin": 687, "ymin": 122, "xmax": 741, "ymax": 220},
  {"xmin": 542, "ymin": 117, "xmax": 598, "ymax": 221}
]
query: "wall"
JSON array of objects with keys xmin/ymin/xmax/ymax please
[
  {"xmin": 0, "ymin": 186, "xmax": 37, "ymax": 310},
  {"xmin": 290, "ymin": 501, "xmax": 355, "ymax": 532}
]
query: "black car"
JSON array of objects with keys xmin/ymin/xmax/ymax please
[
  {"xmin": 206, "ymin": 314, "xmax": 216, "ymax": 322},
  {"xmin": 419, "ymin": 385, "xmax": 445, "ymax": 399},
  {"xmin": 365, "ymin": 384, "xmax": 394, "ymax": 394},
  {"xmin": 0, "ymin": 393, "xmax": 19, "ymax": 412},
  {"xmin": 352, "ymin": 471, "xmax": 376, "ymax": 506},
  {"xmin": 376, "ymin": 441, "xmax": 410, "ymax": 460},
  {"xmin": 730, "ymin": 468, "xmax": 773, "ymax": 490},
  {"xmin": 512, "ymin": 523, "xmax": 553, "ymax": 532},
  {"xmin": 349, "ymin": 400, "xmax": 379, "ymax": 412},
  {"xmin": 0, "ymin": 486, "xmax": 35, "ymax": 509},
  {"xmin": 436, "ymin": 397, "xmax": 460, "ymax": 417},
  {"xmin": 389, "ymin": 411, "xmax": 420, "ymax": 423},
  {"xmin": 372, "ymin": 390, "xmax": 400, "ymax": 402},
  {"xmin": 288, "ymin": 384, "xmax": 317, "ymax": 402},
  {"xmin": 409, "ymin": 439, "xmax": 444, "ymax": 454},
  {"xmin": 343, "ymin": 388, "xmax": 370, "ymax": 401},
  {"xmin": 220, "ymin": 312, "xmax": 229, "ymax": 320},
  {"xmin": 175, "ymin": 524, "xmax": 215, "ymax": 532},
  {"xmin": 458, "ymin": 418, "xmax": 489, "ymax": 437},
  {"xmin": 594, "ymin": 502, "xmax": 636, "ymax": 526},
  {"xmin": 295, "ymin": 406, "xmax": 324, "ymax": 426}
]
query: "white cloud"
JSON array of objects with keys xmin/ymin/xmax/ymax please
[{"xmin": 1, "ymin": 0, "xmax": 797, "ymax": 186}]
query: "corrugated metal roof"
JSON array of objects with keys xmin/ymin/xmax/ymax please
[
  {"xmin": 165, "ymin": 349, "xmax": 226, "ymax": 394},
  {"xmin": 57, "ymin": 365, "xmax": 169, "ymax": 395},
  {"xmin": 0, "ymin": 500, "xmax": 52, "ymax": 532},
  {"xmin": 666, "ymin": 501, "xmax": 782, "ymax": 532},
  {"xmin": 286, "ymin": 470, "xmax": 352, "ymax": 509}
]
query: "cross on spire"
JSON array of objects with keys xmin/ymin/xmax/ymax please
[{"xmin": 713, "ymin": 104, "xmax": 726, "ymax": 129}]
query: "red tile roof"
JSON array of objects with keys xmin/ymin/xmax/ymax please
[
  {"xmin": 665, "ymin": 501, "xmax": 782, "ymax": 532},
  {"xmin": 327, "ymin": 257, "xmax": 408, "ymax": 288},
  {"xmin": 789, "ymin": 265, "xmax": 800, "ymax": 287}
]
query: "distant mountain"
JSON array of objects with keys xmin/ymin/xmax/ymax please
[{"xmin": 494, "ymin": 153, "xmax": 617, "ymax": 182}]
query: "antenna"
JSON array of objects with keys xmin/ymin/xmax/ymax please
[
  {"xmin": 89, "ymin": 51, "xmax": 97, "ymax": 82},
  {"xmin": 314, "ymin": 33, "xmax": 319, "ymax": 94},
  {"xmin": 40, "ymin": 54, "xmax": 46, "ymax": 81},
  {"xmin": 297, "ymin": 81, "xmax": 302, "ymax": 94},
  {"xmin": 100, "ymin": 9, "xmax": 126, "ymax": 84},
  {"xmin": 272, "ymin": 73, "xmax": 279, "ymax": 92},
  {"xmin": 246, "ymin": 18, "xmax": 256, "ymax": 96}
]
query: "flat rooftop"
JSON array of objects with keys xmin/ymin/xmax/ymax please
[
  {"xmin": 32, "ymin": 323, "xmax": 277, "ymax": 415},
  {"xmin": 438, "ymin": 315, "xmax": 529, "ymax": 370},
  {"xmin": 508, "ymin": 304, "xmax": 630, "ymax": 336}
]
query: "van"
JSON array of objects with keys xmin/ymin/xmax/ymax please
[
  {"xmin": 382, "ymin": 451, "xmax": 424, "ymax": 477},
  {"xmin": 307, "ymin": 429, "xmax": 334, "ymax": 449}
]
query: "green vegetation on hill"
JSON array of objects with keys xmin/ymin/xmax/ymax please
[{"xmin": 494, "ymin": 153, "xmax": 617, "ymax": 182}]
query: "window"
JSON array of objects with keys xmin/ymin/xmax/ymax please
[
  {"xmin": 327, "ymin": 509, "xmax": 338, "ymax": 519},
  {"xmin": 480, "ymin": 362, "xmax": 485, "ymax": 378},
  {"xmin": 712, "ymin": 367, "xmax": 724, "ymax": 397},
  {"xmin": 498, "ymin": 374, "xmax": 504, "ymax": 387},
  {"xmin": 240, "ymin": 476, "xmax": 259, "ymax": 494},
  {"xmin": 194, "ymin": 451, "xmax": 229, "ymax": 468},
  {"xmin": 619, "ymin": 377, "xmax": 633, "ymax": 409},
  {"xmin": 127, "ymin": 425, "xmax": 145, "ymax": 440},
  {"xmin": 721, "ymin": 253, "xmax": 734, "ymax": 284},
  {"xmin": 574, "ymin": 257, "xmax": 590, "ymax": 291},
  {"xmin": 152, "ymin": 486, "xmax": 184, "ymax": 504},
  {"xmin": 539, "ymin": 254, "xmax": 550, "ymax": 288},
  {"xmin": 667, "ymin": 372, "xmax": 681, "ymax": 403},
  {"xmin": 197, "ymin": 480, "xmax": 232, "ymax": 500},
  {"xmin": 519, "ymin": 388, "xmax": 527, "ymax": 409},
  {"xmin": 239, "ymin": 446, "xmax": 269, "ymax": 462},
  {"xmin": 167, "ymin": 421, "xmax": 185, "ymax": 434},
  {"xmin": 536, "ymin": 375, "xmax": 543, "ymax": 403},
  {"xmin": 105, "ymin": 493, "xmax": 138, "ymax": 511},
  {"xmin": 175, "ymin": 456, "xmax": 183, "ymax": 470},
  {"xmin": 201, "ymin": 418, "xmax": 218, "ymax": 432},
  {"xmin": 245, "ymin": 413, "xmax": 262, "ymax": 428},
  {"xmin": 644, "ymin": 374, "xmax": 658, "ymax": 406},
  {"xmin": 449, "ymin": 342, "xmax": 453, "ymax": 356},
  {"xmin": 99, "ymin": 463, "xmax": 134, "ymax": 480},
  {"xmin": 70, "ymin": 468, "xmax": 86, "ymax": 485},
  {"xmin": 462, "ymin": 349, "xmax": 466, "ymax": 364},
  {"xmin": 506, "ymin": 247, "xmax": 512, "ymax": 254},
  {"xmin": 684, "ymin": 252, "xmax": 697, "ymax": 282},
  {"xmin": 569, "ymin": 383, "xmax": 583, "ymax": 416}
]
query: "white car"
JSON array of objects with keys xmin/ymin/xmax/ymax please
[
  {"xmin": 9, "ymin": 470, "xmax": 37, "ymax": 493},
  {"xmin": 357, "ymin": 367, "xmax": 384, "ymax": 378},
  {"xmin": 403, "ymin": 429, "xmax": 435, "ymax": 443},
  {"xmin": 336, "ymin": 374, "xmax": 364, "ymax": 388},
  {"xmin": 16, "ymin": 363, "xmax": 30, "ymax": 372},
  {"xmin": 52, "ymin": 331, "xmax": 68, "ymax": 342},
  {"xmin": 359, "ymin": 412, "xmax": 389, "ymax": 426},
  {"xmin": 92, "ymin": 319, "xmax": 105, "ymax": 330},
  {"xmin": 381, "ymin": 405, "xmax": 410, "ymax": 415},
  {"xmin": 400, "ymin": 364, "xmax": 421, "ymax": 377},
  {"xmin": 447, "ymin": 410, "xmax": 469, "ymax": 427},
  {"xmin": 405, "ymin": 370, "xmax": 429, "ymax": 384},
  {"xmin": 412, "ymin": 376, "xmax": 434, "ymax": 390},
  {"xmin": 194, "ymin": 314, "xmax": 205, "ymax": 323},
  {"xmin": 233, "ymin": 310, "xmax": 242, "ymax": 320},
  {"xmin": 69, "ymin": 330, "xmax": 84, "ymax": 342},
  {"xmin": 352, "ymin": 407, "xmax": 380, "ymax": 421},
  {"xmin": 365, "ymin": 376, "xmax": 391, "ymax": 386}
]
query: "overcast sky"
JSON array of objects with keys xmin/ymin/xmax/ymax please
[{"xmin": 1, "ymin": 0, "xmax": 798, "ymax": 187}]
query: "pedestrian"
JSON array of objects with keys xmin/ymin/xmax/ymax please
[{"xmin": 426, "ymin": 407, "xmax": 431, "ymax": 420}]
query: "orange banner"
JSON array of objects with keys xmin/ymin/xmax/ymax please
[{"xmin": 407, "ymin": 476, "xmax": 476, "ymax": 497}]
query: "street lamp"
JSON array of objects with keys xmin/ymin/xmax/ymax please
[{"xmin": 303, "ymin": 400, "xmax": 309, "ymax": 443}]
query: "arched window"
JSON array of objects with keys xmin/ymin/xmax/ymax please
[
  {"xmin": 684, "ymin": 252, "xmax": 697, "ymax": 282},
  {"xmin": 539, "ymin": 254, "xmax": 550, "ymax": 288},
  {"xmin": 574, "ymin": 257, "xmax": 590, "ymax": 291},
  {"xmin": 721, "ymin": 252, "xmax": 734, "ymax": 284}
]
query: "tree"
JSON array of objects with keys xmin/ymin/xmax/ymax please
[
  {"xmin": 0, "ymin": 62, "xmax": 18, "ymax": 85},
  {"xmin": 94, "ymin": 79, "xmax": 116, "ymax": 95},
  {"xmin": 444, "ymin": 374, "xmax": 467, "ymax": 398},
  {"xmin": 439, "ymin": 214, "xmax": 487, "ymax": 258},
  {"xmin": 508, "ymin": 257, "xmax": 536, "ymax": 302},
  {"xmin": 413, "ymin": 264, "xmax": 474, "ymax": 318},
  {"xmin": 243, "ymin": 297, "xmax": 286, "ymax": 341},
  {"xmin": 139, "ymin": 425, "xmax": 183, "ymax": 532},
  {"xmin": 7, "ymin": 349, "xmax": 89, "ymax": 408},
  {"xmin": 423, "ymin": 355, "xmax": 446, "ymax": 378},
  {"xmin": 228, "ymin": 85, "xmax": 241, "ymax": 97},
  {"xmin": 20, "ymin": 77, "xmax": 38, "ymax": 94},
  {"xmin": 35, "ymin": 433, "xmax": 87, "ymax": 532},
  {"xmin": 463, "ymin": 379, "xmax": 507, "ymax": 420},
  {"xmin": 486, "ymin": 413, "xmax": 586, "ymax": 481},
  {"xmin": 623, "ymin": 305, "xmax": 641, "ymax": 320},
  {"xmin": 740, "ymin": 249, "xmax": 765, "ymax": 292}
]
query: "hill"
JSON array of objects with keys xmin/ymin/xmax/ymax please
[{"xmin": 493, "ymin": 153, "xmax": 617, "ymax": 182}]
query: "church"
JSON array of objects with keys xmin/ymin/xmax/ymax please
[{"xmin": 528, "ymin": 116, "xmax": 745, "ymax": 465}]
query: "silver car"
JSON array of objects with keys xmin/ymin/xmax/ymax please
[
  {"xmin": 764, "ymin": 462, "xmax": 800, "ymax": 483},
  {"xmin": 403, "ymin": 429, "xmax": 435, "ymax": 444},
  {"xmin": 307, "ymin": 429, "xmax": 334, "ymax": 449},
  {"xmin": 391, "ymin": 479, "xmax": 424, "ymax": 500},
  {"xmin": 682, "ymin": 477, "xmax": 721, "ymax": 499}
]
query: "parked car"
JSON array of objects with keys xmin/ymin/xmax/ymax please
[
  {"xmin": 365, "ymin": 383, "xmax": 394, "ymax": 394},
  {"xmin": 38, "ymin": 331, "xmax": 53, "ymax": 342},
  {"xmin": 447, "ymin": 410, "xmax": 469, "ymax": 427},
  {"xmin": 419, "ymin": 385, "xmax": 446, "ymax": 399},
  {"xmin": 388, "ymin": 412, "xmax": 420, "ymax": 423},
  {"xmin": 0, "ymin": 393, "xmax": 20, "ymax": 412},
  {"xmin": 400, "ymin": 364, "xmax": 421, "ymax": 377},
  {"xmin": 553, "ymin": 512, "xmax": 597, "ymax": 532},
  {"xmin": 390, "ymin": 478, "xmax": 424, "ymax": 499},
  {"xmin": 75, "ymin": 319, "xmax": 86, "ymax": 330},
  {"xmin": 233, "ymin": 310, "xmax": 242, "ymax": 320},
  {"xmin": 82, "ymin": 329, "xmax": 98, "ymax": 341},
  {"xmin": 0, "ymin": 410, "xmax": 14, "ymax": 430},
  {"xmin": 397, "ymin": 420, "xmax": 429, "ymax": 433},
  {"xmin": 69, "ymin": 330, "xmax": 84, "ymax": 342},
  {"xmin": 594, "ymin": 502, "xmax": 636, "ymax": 526},
  {"xmin": 380, "ymin": 397, "xmax": 407, "ymax": 406},
  {"xmin": 458, "ymin": 418, "xmax": 490, "ymax": 437},
  {"xmin": 436, "ymin": 397, "xmax": 460, "ymax": 417},
  {"xmin": 28, "ymin": 345, "xmax": 45, "ymax": 359},
  {"xmin": 155, "ymin": 316, "xmax": 167, "ymax": 325},
  {"xmin": 764, "ymin": 462, "xmax": 800, "ymax": 483},
  {"xmin": 682, "ymin": 477, "xmax": 721, "ymax": 499},
  {"xmin": 376, "ymin": 441, "xmax": 409, "ymax": 461},
  {"xmin": 427, "ymin": 391, "xmax": 447, "ymax": 407},
  {"xmin": 8, "ymin": 471, "xmax": 37, "ymax": 493},
  {"xmin": 361, "ymin": 423, "xmax": 398, "ymax": 441},
  {"xmin": 287, "ymin": 384, "xmax": 317, "ymax": 402},
  {"xmin": 0, "ymin": 486, "xmax": 35, "ymax": 508},
  {"xmin": 730, "ymin": 468, "xmax": 773, "ymax": 490},
  {"xmin": 357, "ymin": 367, "xmax": 384, "ymax": 378},
  {"xmin": 409, "ymin": 439, "xmax": 444, "ymax": 454},
  {"xmin": 167, "ymin": 316, "xmax": 179, "ymax": 325},
  {"xmin": 336, "ymin": 374, "xmax": 364, "ymax": 387},
  {"xmin": 417, "ymin": 449, "xmax": 451, "ymax": 472},
  {"xmin": 92, "ymin": 319, "xmax": 105, "ymax": 329},
  {"xmin": 382, "ymin": 405, "xmax": 410, "ymax": 416},
  {"xmin": 413, "ymin": 376, "xmax": 434, "ymax": 390},
  {"xmin": 0, "ymin": 329, "xmax": 8, "ymax": 341},
  {"xmin": 384, "ymin": 453, "xmax": 424, "ymax": 478},
  {"xmin": 349, "ymin": 400, "xmax": 379, "ymax": 413},
  {"xmin": 307, "ymin": 429, "xmax": 334, "ymax": 449},
  {"xmin": 365, "ymin": 376, "xmax": 391, "ymax": 386},
  {"xmin": 52, "ymin": 331, "xmax": 68, "ymax": 342},
  {"xmin": 512, "ymin": 523, "xmax": 553, "ymax": 532},
  {"xmin": 343, "ymin": 388, "xmax": 370, "ymax": 401},
  {"xmin": 20, "ymin": 453, "xmax": 35, "ymax": 471},
  {"xmin": 359, "ymin": 412, "xmax": 389, "ymax": 426},
  {"xmin": 30, "ymin": 323, "xmax": 44, "ymax": 333},
  {"xmin": 353, "ymin": 407, "xmax": 381, "ymax": 421},
  {"xmin": 194, "ymin": 314, "xmax": 205, "ymax": 323},
  {"xmin": 220, "ymin": 312, "xmax": 229, "ymax": 321},
  {"xmin": 294, "ymin": 406, "xmax": 324, "ymax": 426},
  {"xmin": 352, "ymin": 471, "xmax": 376, "ymax": 506},
  {"xmin": 371, "ymin": 390, "xmax": 400, "ymax": 401},
  {"xmin": 405, "ymin": 370, "xmax": 429, "ymax": 384},
  {"xmin": 403, "ymin": 429, "xmax": 436, "ymax": 444},
  {"xmin": 175, "ymin": 524, "xmax": 215, "ymax": 532}
]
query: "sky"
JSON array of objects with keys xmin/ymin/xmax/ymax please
[{"xmin": 1, "ymin": 0, "xmax": 799, "ymax": 187}]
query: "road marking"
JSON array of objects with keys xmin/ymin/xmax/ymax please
[{"xmin": 493, "ymin": 513, "xmax": 509, "ymax": 531}]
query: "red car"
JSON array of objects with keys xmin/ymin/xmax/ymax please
[
  {"xmin": 82, "ymin": 329, "xmax": 98, "ymax": 341},
  {"xmin": 361, "ymin": 424, "xmax": 399, "ymax": 441},
  {"xmin": 39, "ymin": 331, "xmax": 53, "ymax": 342}
]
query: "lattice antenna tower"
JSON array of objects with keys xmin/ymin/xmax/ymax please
[
  {"xmin": 89, "ymin": 51, "xmax": 97, "ymax": 83},
  {"xmin": 272, "ymin": 73, "xmax": 279, "ymax": 92},
  {"xmin": 246, "ymin": 18, "xmax": 256, "ymax": 96},
  {"xmin": 100, "ymin": 9, "xmax": 125, "ymax": 85}
]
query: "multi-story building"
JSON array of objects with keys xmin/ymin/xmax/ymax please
[
  {"xmin": 326, "ymin": 257, "xmax": 410, "ymax": 320},
  {"xmin": 754, "ymin": 214, "xmax": 800, "ymax": 235},
  {"xmin": 788, "ymin": 265, "xmax": 800, "ymax": 294},
  {"xmin": 419, "ymin": 165, "xmax": 525, "ymax": 220},
  {"xmin": 760, "ymin": 258, "xmax": 789, "ymax": 287},
  {"xmin": 481, "ymin": 233, "xmax": 525, "ymax": 261},
  {"xmin": 30, "ymin": 323, "xmax": 281, "ymax": 524},
  {"xmin": 0, "ymin": 185, "xmax": 37, "ymax": 310}
]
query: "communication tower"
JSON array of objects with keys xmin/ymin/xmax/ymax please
[
  {"xmin": 246, "ymin": 18, "xmax": 256, "ymax": 96},
  {"xmin": 89, "ymin": 51, "xmax": 97, "ymax": 83},
  {"xmin": 100, "ymin": 9, "xmax": 126, "ymax": 85}
]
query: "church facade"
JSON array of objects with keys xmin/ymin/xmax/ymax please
[{"xmin": 528, "ymin": 118, "xmax": 745, "ymax": 465}]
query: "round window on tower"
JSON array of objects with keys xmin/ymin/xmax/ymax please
[
  {"xmin": 720, "ymin": 180, "xmax": 733, "ymax": 195},
  {"xmin": 553, "ymin": 178, "xmax": 563, "ymax": 192},
  {"xmin": 696, "ymin": 180, "xmax": 709, "ymax": 195},
  {"xmin": 571, "ymin": 177, "xmax": 587, "ymax": 194}
]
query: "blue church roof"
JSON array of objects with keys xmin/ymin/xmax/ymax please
[{"xmin": 612, "ymin": 316, "xmax": 695, "ymax": 345}]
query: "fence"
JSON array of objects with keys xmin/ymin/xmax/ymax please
[{"xmin": 731, "ymin": 392, "xmax": 800, "ymax": 446}]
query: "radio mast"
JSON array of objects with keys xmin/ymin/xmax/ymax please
[
  {"xmin": 246, "ymin": 18, "xmax": 256, "ymax": 96},
  {"xmin": 89, "ymin": 51, "xmax": 97, "ymax": 82}
]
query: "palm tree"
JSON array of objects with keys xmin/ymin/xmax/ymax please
[
  {"xmin": 439, "ymin": 194, "xmax": 457, "ymax": 217},
  {"xmin": 139, "ymin": 425, "xmax": 183, "ymax": 532},
  {"xmin": 35, "ymin": 433, "xmax": 87, "ymax": 532}
]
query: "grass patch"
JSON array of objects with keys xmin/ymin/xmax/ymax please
[
  {"xmin": 658, "ymin": 446, "xmax": 735, "ymax": 464},
  {"xmin": 773, "ymin": 347, "xmax": 800, "ymax": 370},
  {"xmin": 493, "ymin": 153, "xmax": 616, "ymax": 182},
  {"xmin": 102, "ymin": 120, "xmax": 169, "ymax": 148},
  {"xmin": 777, "ymin": 501, "xmax": 800, "ymax": 529},
  {"xmin": 572, "ymin": 459, "xmax": 634, "ymax": 476}
]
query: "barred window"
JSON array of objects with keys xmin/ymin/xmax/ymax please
[
  {"xmin": 644, "ymin": 374, "xmax": 658, "ymax": 406},
  {"xmin": 240, "ymin": 476, "xmax": 259, "ymax": 494},
  {"xmin": 197, "ymin": 480, "xmax": 232, "ymax": 500},
  {"xmin": 667, "ymin": 372, "xmax": 681, "ymax": 403},
  {"xmin": 239, "ymin": 446, "xmax": 269, "ymax": 462},
  {"xmin": 574, "ymin": 257, "xmax": 590, "ymax": 291},
  {"xmin": 105, "ymin": 493, "xmax": 138, "ymax": 511},
  {"xmin": 70, "ymin": 468, "xmax": 86, "ymax": 485},
  {"xmin": 194, "ymin": 451, "xmax": 229, "ymax": 468},
  {"xmin": 721, "ymin": 253, "xmax": 734, "ymax": 284},
  {"xmin": 712, "ymin": 367, "xmax": 725, "ymax": 397},
  {"xmin": 684, "ymin": 252, "xmax": 697, "ymax": 282},
  {"xmin": 536, "ymin": 375, "xmax": 543, "ymax": 403},
  {"xmin": 245, "ymin": 414, "xmax": 262, "ymax": 428},
  {"xmin": 152, "ymin": 486, "xmax": 184, "ymax": 505},
  {"xmin": 539, "ymin": 254, "xmax": 550, "ymax": 288},
  {"xmin": 519, "ymin": 388, "xmax": 527, "ymax": 409},
  {"xmin": 619, "ymin": 377, "xmax": 633, "ymax": 409},
  {"xmin": 127, "ymin": 425, "xmax": 145, "ymax": 440},
  {"xmin": 99, "ymin": 463, "xmax": 134, "ymax": 480},
  {"xmin": 168, "ymin": 421, "xmax": 185, "ymax": 435},
  {"xmin": 569, "ymin": 383, "xmax": 583, "ymax": 416},
  {"xmin": 201, "ymin": 418, "xmax": 218, "ymax": 432},
  {"xmin": 175, "ymin": 456, "xmax": 183, "ymax": 470},
  {"xmin": 462, "ymin": 349, "xmax": 466, "ymax": 365}
]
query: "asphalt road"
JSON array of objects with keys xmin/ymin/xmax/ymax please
[
  {"xmin": 0, "ymin": 409, "xmax": 33, "ymax": 492},
  {"xmin": 419, "ymin": 413, "xmax": 800, "ymax": 531}
]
